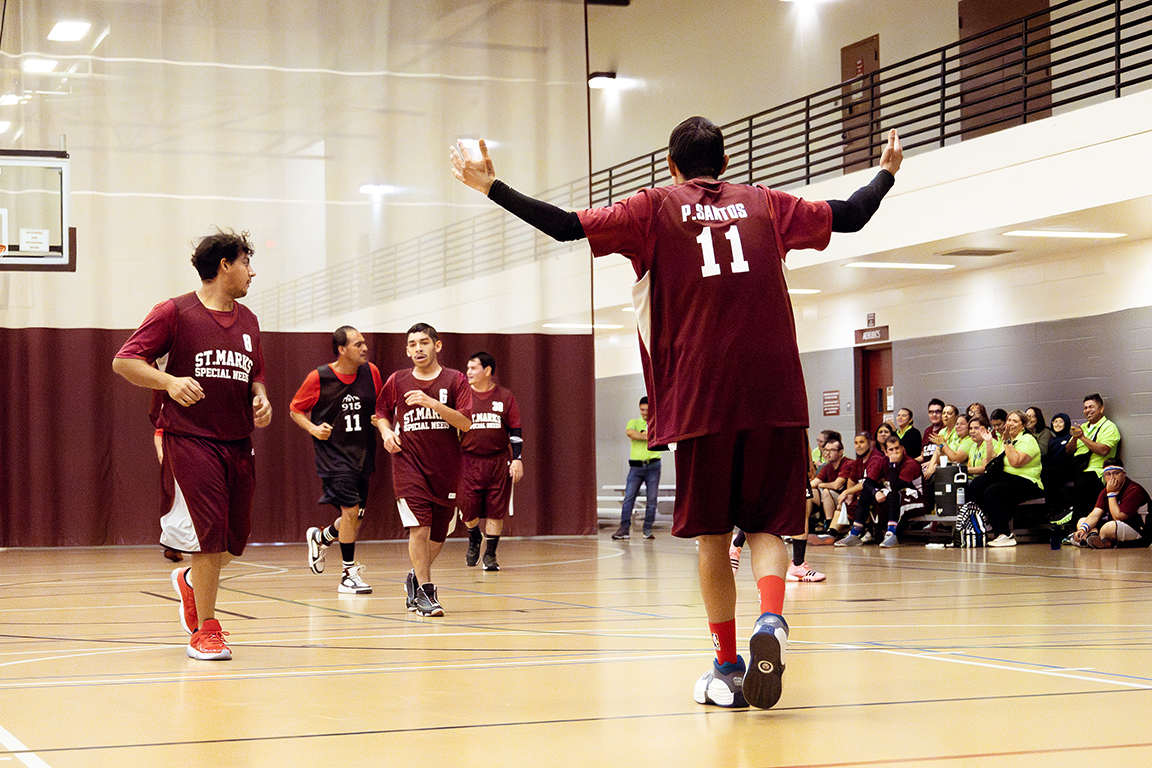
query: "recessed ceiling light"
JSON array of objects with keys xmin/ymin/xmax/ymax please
[
  {"xmin": 359, "ymin": 184, "xmax": 397, "ymax": 197},
  {"xmin": 620, "ymin": 306, "xmax": 635, "ymax": 312},
  {"xmin": 48, "ymin": 21, "xmax": 92, "ymax": 42},
  {"xmin": 787, "ymin": 288, "xmax": 821, "ymax": 295},
  {"xmin": 846, "ymin": 262, "xmax": 955, "ymax": 270},
  {"xmin": 542, "ymin": 323, "xmax": 624, "ymax": 330},
  {"xmin": 22, "ymin": 59, "xmax": 59, "ymax": 73},
  {"xmin": 1003, "ymin": 230, "xmax": 1125, "ymax": 239},
  {"xmin": 0, "ymin": 122, "xmax": 11, "ymax": 133},
  {"xmin": 0, "ymin": 94, "xmax": 20, "ymax": 106}
]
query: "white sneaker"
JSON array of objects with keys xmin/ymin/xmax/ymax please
[
  {"xmin": 338, "ymin": 563, "xmax": 372, "ymax": 593},
  {"xmin": 988, "ymin": 534, "xmax": 1017, "ymax": 548},
  {"xmin": 860, "ymin": 530, "xmax": 875, "ymax": 544},
  {"xmin": 306, "ymin": 527, "xmax": 326, "ymax": 574},
  {"xmin": 879, "ymin": 531, "xmax": 899, "ymax": 548}
]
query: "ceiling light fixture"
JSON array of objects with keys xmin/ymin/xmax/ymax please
[
  {"xmin": 0, "ymin": 94, "xmax": 20, "ymax": 106},
  {"xmin": 787, "ymin": 288, "xmax": 822, "ymax": 295},
  {"xmin": 48, "ymin": 21, "xmax": 92, "ymax": 42},
  {"xmin": 588, "ymin": 71, "xmax": 617, "ymax": 89},
  {"xmin": 846, "ymin": 262, "xmax": 955, "ymax": 270},
  {"xmin": 22, "ymin": 59, "xmax": 59, "ymax": 73},
  {"xmin": 542, "ymin": 323, "xmax": 625, "ymax": 330},
  {"xmin": 1003, "ymin": 229, "xmax": 1125, "ymax": 239}
]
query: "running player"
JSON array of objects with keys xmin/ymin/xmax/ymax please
[
  {"xmin": 376, "ymin": 323, "xmax": 472, "ymax": 616},
  {"xmin": 290, "ymin": 326, "xmax": 383, "ymax": 594},
  {"xmin": 452, "ymin": 118, "xmax": 902, "ymax": 708},
  {"xmin": 460, "ymin": 351, "xmax": 524, "ymax": 572},
  {"xmin": 113, "ymin": 229, "xmax": 271, "ymax": 661}
]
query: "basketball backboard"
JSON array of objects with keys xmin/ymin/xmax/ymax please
[{"xmin": 0, "ymin": 150, "xmax": 73, "ymax": 272}]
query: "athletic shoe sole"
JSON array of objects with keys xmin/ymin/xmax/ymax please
[
  {"xmin": 171, "ymin": 567, "xmax": 197, "ymax": 635},
  {"xmin": 743, "ymin": 623, "xmax": 786, "ymax": 709},
  {"xmin": 306, "ymin": 527, "xmax": 325, "ymax": 574}
]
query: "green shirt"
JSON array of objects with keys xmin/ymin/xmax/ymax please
[
  {"xmin": 1004, "ymin": 432, "xmax": 1043, "ymax": 489},
  {"xmin": 628, "ymin": 417, "xmax": 661, "ymax": 461},
  {"xmin": 1072, "ymin": 416, "xmax": 1120, "ymax": 476}
]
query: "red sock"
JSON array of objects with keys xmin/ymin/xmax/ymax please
[
  {"xmin": 757, "ymin": 575, "xmax": 786, "ymax": 616},
  {"xmin": 708, "ymin": 619, "xmax": 738, "ymax": 665}
]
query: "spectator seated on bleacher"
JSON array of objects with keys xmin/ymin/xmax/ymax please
[
  {"xmin": 1025, "ymin": 406, "xmax": 1054, "ymax": 458},
  {"xmin": 895, "ymin": 408, "xmax": 922, "ymax": 459},
  {"xmin": 917, "ymin": 398, "xmax": 945, "ymax": 465},
  {"xmin": 1069, "ymin": 459, "xmax": 1151, "ymax": 548},
  {"xmin": 836, "ymin": 436, "xmax": 923, "ymax": 548},
  {"xmin": 836, "ymin": 431, "xmax": 887, "ymax": 539},
  {"xmin": 924, "ymin": 409, "xmax": 973, "ymax": 480},
  {"xmin": 963, "ymin": 415, "xmax": 1002, "ymax": 476},
  {"xmin": 809, "ymin": 434, "xmax": 849, "ymax": 533},
  {"xmin": 967, "ymin": 410, "xmax": 1045, "ymax": 548}
]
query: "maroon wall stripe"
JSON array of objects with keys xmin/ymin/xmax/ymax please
[{"xmin": 0, "ymin": 328, "xmax": 596, "ymax": 547}]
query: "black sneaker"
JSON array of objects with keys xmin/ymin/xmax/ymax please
[
  {"xmin": 466, "ymin": 531, "xmax": 482, "ymax": 567},
  {"xmin": 405, "ymin": 570, "xmax": 418, "ymax": 612},
  {"xmin": 415, "ymin": 583, "xmax": 444, "ymax": 616},
  {"xmin": 482, "ymin": 553, "xmax": 499, "ymax": 572},
  {"xmin": 611, "ymin": 527, "xmax": 630, "ymax": 540}
]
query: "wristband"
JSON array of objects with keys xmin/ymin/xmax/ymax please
[
  {"xmin": 1107, "ymin": 492, "xmax": 1118, "ymax": 498},
  {"xmin": 1079, "ymin": 523, "xmax": 1090, "ymax": 531}
]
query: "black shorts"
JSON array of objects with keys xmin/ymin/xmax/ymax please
[{"xmin": 318, "ymin": 474, "xmax": 370, "ymax": 511}]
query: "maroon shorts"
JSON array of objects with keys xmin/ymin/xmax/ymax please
[
  {"xmin": 672, "ymin": 426, "xmax": 807, "ymax": 539},
  {"xmin": 458, "ymin": 453, "xmax": 513, "ymax": 522},
  {"xmin": 160, "ymin": 433, "xmax": 254, "ymax": 556},
  {"xmin": 397, "ymin": 497, "xmax": 455, "ymax": 543}
]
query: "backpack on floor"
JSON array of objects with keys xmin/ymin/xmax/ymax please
[{"xmin": 952, "ymin": 502, "xmax": 990, "ymax": 548}]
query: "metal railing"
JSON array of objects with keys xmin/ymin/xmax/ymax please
[{"xmin": 253, "ymin": 0, "xmax": 1152, "ymax": 329}]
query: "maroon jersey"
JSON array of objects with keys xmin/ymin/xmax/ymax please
[
  {"xmin": 462, "ymin": 385, "xmax": 521, "ymax": 457},
  {"xmin": 815, "ymin": 460, "xmax": 845, "ymax": 484},
  {"xmin": 577, "ymin": 180, "xmax": 832, "ymax": 445},
  {"xmin": 377, "ymin": 367, "xmax": 472, "ymax": 504},
  {"xmin": 116, "ymin": 292, "xmax": 265, "ymax": 441}
]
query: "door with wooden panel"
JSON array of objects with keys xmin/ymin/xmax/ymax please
[
  {"xmin": 959, "ymin": 0, "xmax": 1051, "ymax": 140},
  {"xmin": 841, "ymin": 35, "xmax": 880, "ymax": 173}
]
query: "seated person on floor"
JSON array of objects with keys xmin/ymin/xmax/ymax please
[
  {"xmin": 1069, "ymin": 459, "xmax": 1150, "ymax": 549},
  {"xmin": 1055, "ymin": 394, "xmax": 1122, "ymax": 524},
  {"xmin": 966, "ymin": 410, "xmax": 1045, "ymax": 548},
  {"xmin": 836, "ymin": 436, "xmax": 922, "ymax": 548}
]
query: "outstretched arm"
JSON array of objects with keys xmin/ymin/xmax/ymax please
[
  {"xmin": 828, "ymin": 129, "xmax": 903, "ymax": 232},
  {"xmin": 452, "ymin": 139, "xmax": 586, "ymax": 242}
]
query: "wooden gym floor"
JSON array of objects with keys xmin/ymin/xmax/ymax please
[{"xmin": 3, "ymin": 533, "xmax": 1152, "ymax": 767}]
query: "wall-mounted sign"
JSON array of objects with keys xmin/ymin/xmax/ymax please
[
  {"xmin": 855, "ymin": 325, "xmax": 889, "ymax": 345},
  {"xmin": 822, "ymin": 390, "xmax": 841, "ymax": 417}
]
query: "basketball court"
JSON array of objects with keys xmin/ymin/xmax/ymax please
[{"xmin": 4, "ymin": 537, "xmax": 1151, "ymax": 766}]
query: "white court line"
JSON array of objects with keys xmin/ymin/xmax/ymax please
[
  {"xmin": 832, "ymin": 643, "xmax": 1152, "ymax": 690},
  {"xmin": 0, "ymin": 724, "xmax": 51, "ymax": 767},
  {"xmin": 0, "ymin": 651, "xmax": 707, "ymax": 689}
]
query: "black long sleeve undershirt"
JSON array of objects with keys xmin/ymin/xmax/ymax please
[
  {"xmin": 487, "ymin": 168, "xmax": 895, "ymax": 241},
  {"xmin": 487, "ymin": 179, "xmax": 586, "ymax": 241},
  {"xmin": 827, "ymin": 169, "xmax": 895, "ymax": 232}
]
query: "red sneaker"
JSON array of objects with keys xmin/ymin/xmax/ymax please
[
  {"xmin": 171, "ymin": 567, "xmax": 197, "ymax": 635},
  {"xmin": 187, "ymin": 619, "xmax": 231, "ymax": 660}
]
